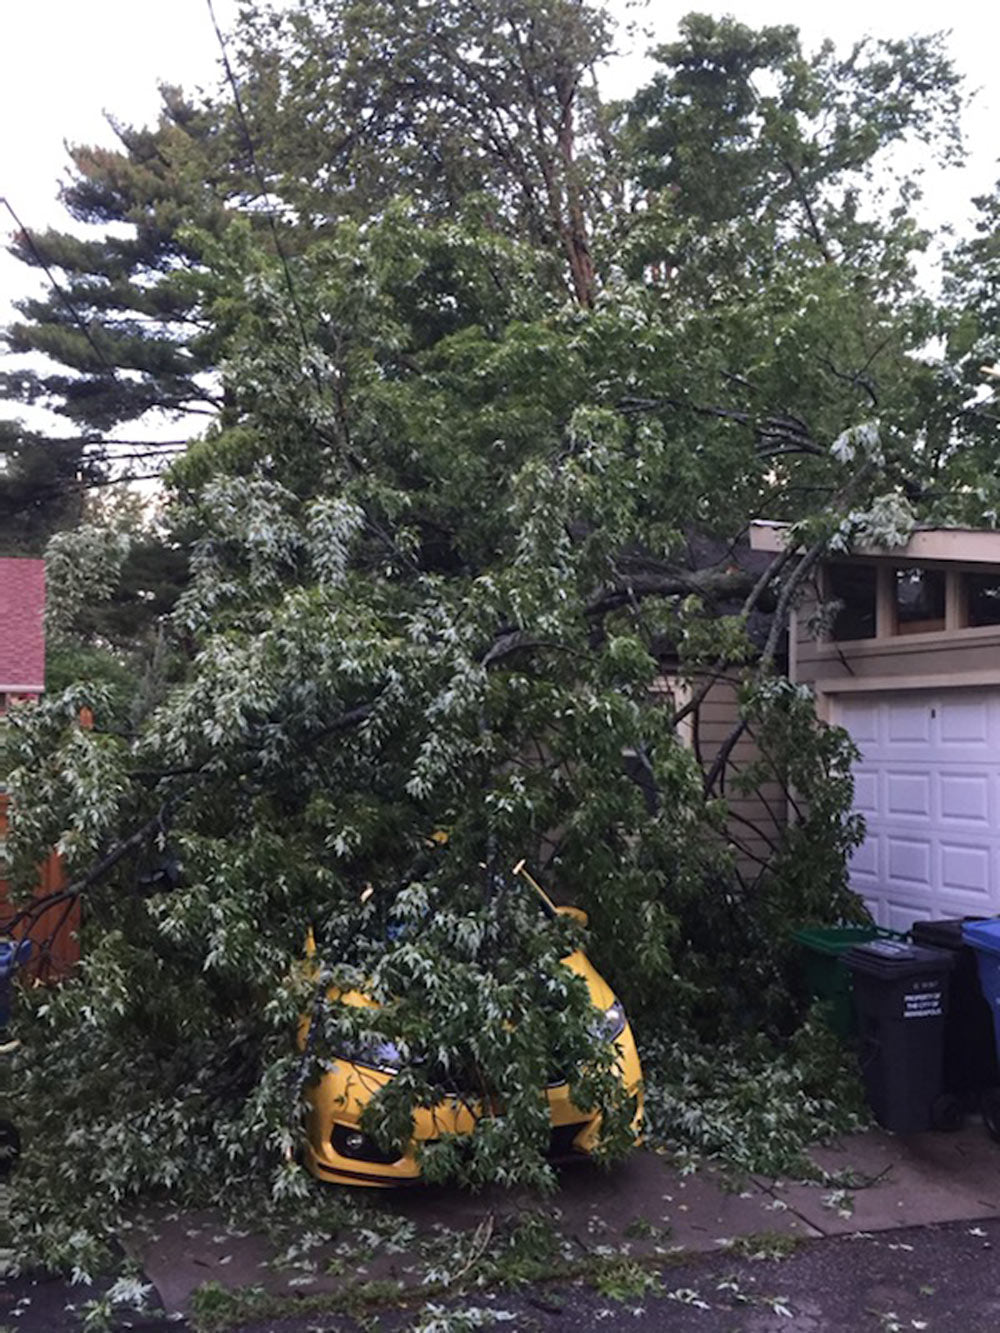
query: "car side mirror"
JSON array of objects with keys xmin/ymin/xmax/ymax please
[{"xmin": 556, "ymin": 905, "xmax": 589, "ymax": 927}]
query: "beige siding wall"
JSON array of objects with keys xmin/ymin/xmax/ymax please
[
  {"xmin": 693, "ymin": 677, "xmax": 786, "ymax": 880},
  {"xmin": 794, "ymin": 584, "xmax": 1000, "ymax": 711}
]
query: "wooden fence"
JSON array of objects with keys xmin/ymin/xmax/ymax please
[{"xmin": 0, "ymin": 792, "xmax": 80, "ymax": 981}]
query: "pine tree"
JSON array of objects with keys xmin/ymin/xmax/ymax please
[
  {"xmin": 0, "ymin": 419, "xmax": 93, "ymax": 553},
  {"xmin": 2, "ymin": 90, "xmax": 238, "ymax": 434}
]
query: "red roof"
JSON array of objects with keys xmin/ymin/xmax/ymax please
[{"xmin": 0, "ymin": 558, "xmax": 45, "ymax": 692}]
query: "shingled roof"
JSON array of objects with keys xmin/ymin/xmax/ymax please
[{"xmin": 0, "ymin": 558, "xmax": 45, "ymax": 693}]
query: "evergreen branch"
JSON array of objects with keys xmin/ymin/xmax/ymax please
[{"xmin": 0, "ymin": 196, "xmax": 116, "ymax": 376}]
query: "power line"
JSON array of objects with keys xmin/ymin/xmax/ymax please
[
  {"xmin": 0, "ymin": 196, "xmax": 117, "ymax": 377},
  {"xmin": 92, "ymin": 449, "xmax": 185, "ymax": 465},
  {"xmin": 83, "ymin": 445, "xmax": 192, "ymax": 455},
  {"xmin": 4, "ymin": 436, "xmax": 180, "ymax": 460}
]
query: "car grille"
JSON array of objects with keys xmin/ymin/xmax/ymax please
[
  {"xmin": 547, "ymin": 1122, "xmax": 587, "ymax": 1160},
  {"xmin": 331, "ymin": 1124, "xmax": 402, "ymax": 1165}
]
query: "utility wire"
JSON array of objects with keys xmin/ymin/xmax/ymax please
[
  {"xmin": 0, "ymin": 196, "xmax": 117, "ymax": 376},
  {"xmin": 205, "ymin": 0, "xmax": 312, "ymax": 358},
  {"xmin": 81, "ymin": 437, "xmax": 191, "ymax": 450}
]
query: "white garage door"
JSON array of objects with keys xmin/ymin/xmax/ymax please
[{"xmin": 836, "ymin": 689, "xmax": 1000, "ymax": 932}]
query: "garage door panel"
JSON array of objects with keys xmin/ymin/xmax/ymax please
[
  {"xmin": 846, "ymin": 700, "xmax": 880, "ymax": 744},
  {"xmin": 837, "ymin": 688, "xmax": 1000, "ymax": 927},
  {"xmin": 886, "ymin": 771, "xmax": 931, "ymax": 818},
  {"xmin": 853, "ymin": 771, "xmax": 879, "ymax": 814},
  {"xmin": 939, "ymin": 772, "xmax": 991, "ymax": 824},
  {"xmin": 886, "ymin": 899, "xmax": 932, "ymax": 933},
  {"xmin": 940, "ymin": 698, "xmax": 990, "ymax": 744},
  {"xmin": 887, "ymin": 835, "xmax": 932, "ymax": 887},
  {"xmin": 849, "ymin": 834, "xmax": 879, "ymax": 883},
  {"xmin": 887, "ymin": 701, "xmax": 932, "ymax": 744},
  {"xmin": 939, "ymin": 842, "xmax": 992, "ymax": 896}
]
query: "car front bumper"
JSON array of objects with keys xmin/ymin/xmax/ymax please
[{"xmin": 303, "ymin": 1028, "xmax": 643, "ymax": 1187}]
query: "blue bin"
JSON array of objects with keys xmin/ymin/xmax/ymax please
[
  {"xmin": 0, "ymin": 939, "xmax": 31, "ymax": 1030},
  {"xmin": 961, "ymin": 921, "xmax": 1000, "ymax": 1064}
]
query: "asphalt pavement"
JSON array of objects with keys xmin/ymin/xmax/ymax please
[
  {"xmin": 241, "ymin": 1215, "xmax": 1000, "ymax": 1330},
  {"xmin": 5, "ymin": 1216, "xmax": 1000, "ymax": 1330}
]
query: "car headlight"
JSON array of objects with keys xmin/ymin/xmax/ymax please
[
  {"xmin": 592, "ymin": 998, "xmax": 627, "ymax": 1042},
  {"xmin": 342, "ymin": 1038, "xmax": 404, "ymax": 1073}
]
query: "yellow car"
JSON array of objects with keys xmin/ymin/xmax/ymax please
[{"xmin": 300, "ymin": 863, "xmax": 643, "ymax": 1187}]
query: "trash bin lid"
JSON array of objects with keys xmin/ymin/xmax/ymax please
[
  {"xmin": 843, "ymin": 939, "xmax": 955, "ymax": 979},
  {"xmin": 0, "ymin": 939, "xmax": 30, "ymax": 977},
  {"xmin": 961, "ymin": 919, "xmax": 1000, "ymax": 957},
  {"xmin": 792, "ymin": 924, "xmax": 906, "ymax": 957},
  {"xmin": 912, "ymin": 918, "xmax": 985, "ymax": 951}
]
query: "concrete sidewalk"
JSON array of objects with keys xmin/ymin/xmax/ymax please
[
  {"xmin": 6, "ymin": 1122, "xmax": 1000, "ymax": 1329},
  {"xmin": 130, "ymin": 1122, "xmax": 1000, "ymax": 1317}
]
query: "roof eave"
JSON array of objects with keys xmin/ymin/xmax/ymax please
[{"xmin": 750, "ymin": 520, "xmax": 1000, "ymax": 566}]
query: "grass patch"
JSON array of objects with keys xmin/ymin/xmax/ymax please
[{"xmin": 590, "ymin": 1257, "xmax": 661, "ymax": 1301}]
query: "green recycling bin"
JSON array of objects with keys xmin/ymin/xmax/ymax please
[{"xmin": 794, "ymin": 924, "xmax": 908, "ymax": 1039}]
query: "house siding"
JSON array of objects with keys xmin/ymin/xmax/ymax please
[{"xmin": 691, "ymin": 676, "xmax": 787, "ymax": 879}]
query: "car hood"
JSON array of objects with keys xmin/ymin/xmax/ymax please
[
  {"xmin": 312, "ymin": 947, "xmax": 618, "ymax": 1018},
  {"xmin": 561, "ymin": 947, "xmax": 616, "ymax": 1010}
]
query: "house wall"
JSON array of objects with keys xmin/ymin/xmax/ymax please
[
  {"xmin": 688, "ymin": 675, "xmax": 787, "ymax": 881},
  {"xmin": 0, "ymin": 793, "xmax": 80, "ymax": 980}
]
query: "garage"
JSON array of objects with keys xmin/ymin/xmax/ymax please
[
  {"xmin": 836, "ymin": 689, "xmax": 1000, "ymax": 931},
  {"xmin": 749, "ymin": 522, "xmax": 1000, "ymax": 932}
]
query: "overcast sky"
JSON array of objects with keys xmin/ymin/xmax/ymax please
[{"xmin": 1, "ymin": 0, "xmax": 998, "ymax": 430}]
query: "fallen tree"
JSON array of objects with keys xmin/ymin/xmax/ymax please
[{"xmin": 0, "ymin": 4, "xmax": 989, "ymax": 1274}]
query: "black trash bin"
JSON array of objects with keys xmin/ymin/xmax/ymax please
[
  {"xmin": 911, "ymin": 918, "xmax": 999, "ymax": 1106},
  {"xmin": 844, "ymin": 939, "xmax": 958, "ymax": 1133}
]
